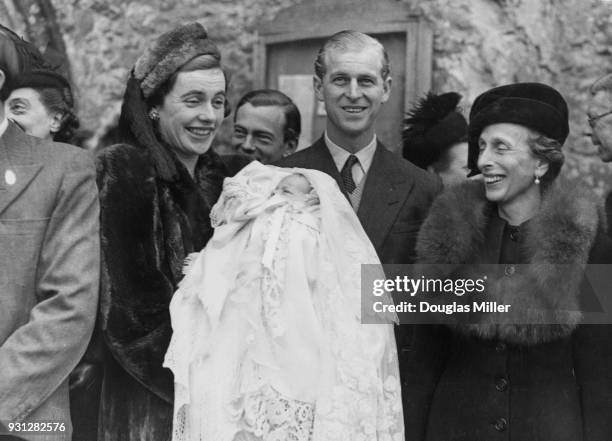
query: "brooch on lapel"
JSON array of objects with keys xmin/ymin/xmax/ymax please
[{"xmin": 5, "ymin": 169, "xmax": 16, "ymax": 186}]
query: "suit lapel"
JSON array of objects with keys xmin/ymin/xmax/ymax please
[
  {"xmin": 357, "ymin": 142, "xmax": 415, "ymax": 251},
  {"xmin": 309, "ymin": 137, "xmax": 349, "ymax": 198},
  {"xmin": 313, "ymin": 138, "xmax": 344, "ymax": 183},
  {"xmin": 0, "ymin": 123, "xmax": 43, "ymax": 217}
]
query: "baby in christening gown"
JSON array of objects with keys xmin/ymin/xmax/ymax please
[{"xmin": 164, "ymin": 162, "xmax": 404, "ymax": 441}]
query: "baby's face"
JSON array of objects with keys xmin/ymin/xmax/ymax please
[{"xmin": 276, "ymin": 174, "xmax": 312, "ymax": 196}]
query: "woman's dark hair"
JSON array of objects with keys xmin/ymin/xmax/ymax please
[
  {"xmin": 146, "ymin": 54, "xmax": 231, "ymax": 117},
  {"xmin": 37, "ymin": 87, "xmax": 80, "ymax": 143}
]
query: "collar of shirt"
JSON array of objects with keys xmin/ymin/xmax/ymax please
[
  {"xmin": 0, "ymin": 116, "xmax": 8, "ymax": 139},
  {"xmin": 325, "ymin": 131, "xmax": 377, "ymax": 179}
]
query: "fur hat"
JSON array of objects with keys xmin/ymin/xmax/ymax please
[
  {"xmin": 402, "ymin": 92, "xmax": 467, "ymax": 169},
  {"xmin": 133, "ymin": 22, "xmax": 220, "ymax": 99},
  {"xmin": 467, "ymin": 82, "xmax": 569, "ymax": 176}
]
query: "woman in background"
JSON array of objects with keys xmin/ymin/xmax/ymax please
[
  {"xmin": 402, "ymin": 92, "xmax": 469, "ymax": 186},
  {"xmin": 96, "ymin": 22, "xmax": 248, "ymax": 441},
  {"xmin": 404, "ymin": 83, "xmax": 612, "ymax": 440},
  {"xmin": 5, "ymin": 68, "xmax": 79, "ymax": 143}
]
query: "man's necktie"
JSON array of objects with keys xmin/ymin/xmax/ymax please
[{"xmin": 341, "ymin": 155, "xmax": 359, "ymax": 193}]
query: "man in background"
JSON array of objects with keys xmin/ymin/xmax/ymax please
[
  {"xmin": 588, "ymin": 73, "xmax": 612, "ymax": 234},
  {"xmin": 0, "ymin": 26, "xmax": 99, "ymax": 441},
  {"xmin": 232, "ymin": 89, "xmax": 300, "ymax": 163}
]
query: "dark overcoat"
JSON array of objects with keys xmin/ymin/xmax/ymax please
[
  {"xmin": 96, "ymin": 144, "xmax": 247, "ymax": 441},
  {"xmin": 276, "ymin": 137, "xmax": 442, "ymax": 265},
  {"xmin": 277, "ymin": 137, "xmax": 442, "ymax": 439},
  {"xmin": 403, "ymin": 180, "xmax": 612, "ymax": 441}
]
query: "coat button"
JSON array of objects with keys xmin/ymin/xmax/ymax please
[
  {"xmin": 495, "ymin": 377, "xmax": 509, "ymax": 392},
  {"xmin": 493, "ymin": 417, "xmax": 508, "ymax": 432},
  {"xmin": 495, "ymin": 342, "xmax": 506, "ymax": 353},
  {"xmin": 504, "ymin": 265, "xmax": 515, "ymax": 276}
]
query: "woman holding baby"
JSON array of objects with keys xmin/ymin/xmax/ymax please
[
  {"xmin": 97, "ymin": 22, "xmax": 402, "ymax": 441},
  {"xmin": 96, "ymin": 23, "xmax": 248, "ymax": 441}
]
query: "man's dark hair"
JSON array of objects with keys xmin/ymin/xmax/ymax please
[{"xmin": 235, "ymin": 89, "xmax": 301, "ymax": 143}]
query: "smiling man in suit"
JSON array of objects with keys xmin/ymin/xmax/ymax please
[
  {"xmin": 278, "ymin": 30, "xmax": 441, "ymax": 264},
  {"xmin": 0, "ymin": 27, "xmax": 99, "ymax": 441},
  {"xmin": 276, "ymin": 31, "xmax": 441, "ymax": 437}
]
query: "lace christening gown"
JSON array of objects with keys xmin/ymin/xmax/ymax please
[{"xmin": 164, "ymin": 162, "xmax": 404, "ymax": 441}]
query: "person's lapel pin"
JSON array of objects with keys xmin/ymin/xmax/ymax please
[{"xmin": 5, "ymin": 169, "xmax": 16, "ymax": 186}]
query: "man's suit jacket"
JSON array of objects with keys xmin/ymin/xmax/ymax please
[
  {"xmin": 279, "ymin": 137, "xmax": 441, "ymax": 441},
  {"xmin": 0, "ymin": 123, "xmax": 100, "ymax": 441},
  {"xmin": 277, "ymin": 137, "xmax": 442, "ymax": 264}
]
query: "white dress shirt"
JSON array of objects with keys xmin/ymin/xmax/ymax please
[{"xmin": 325, "ymin": 131, "xmax": 377, "ymax": 186}]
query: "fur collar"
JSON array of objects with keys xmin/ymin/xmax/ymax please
[{"xmin": 417, "ymin": 179, "xmax": 600, "ymax": 344}]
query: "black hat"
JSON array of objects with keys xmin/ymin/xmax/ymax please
[
  {"xmin": 467, "ymin": 82, "xmax": 569, "ymax": 176},
  {"xmin": 13, "ymin": 68, "xmax": 70, "ymax": 91},
  {"xmin": 402, "ymin": 92, "xmax": 468, "ymax": 169},
  {"xmin": 12, "ymin": 68, "xmax": 74, "ymax": 110},
  {"xmin": 0, "ymin": 24, "xmax": 50, "ymax": 99}
]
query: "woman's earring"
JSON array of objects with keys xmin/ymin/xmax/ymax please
[
  {"xmin": 149, "ymin": 108, "xmax": 159, "ymax": 121},
  {"xmin": 534, "ymin": 174, "xmax": 541, "ymax": 185}
]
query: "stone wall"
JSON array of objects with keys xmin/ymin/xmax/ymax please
[
  {"xmin": 1, "ymin": 0, "xmax": 303, "ymax": 146},
  {"xmin": 2, "ymin": 0, "xmax": 612, "ymax": 192},
  {"xmin": 412, "ymin": 0, "xmax": 612, "ymax": 194}
]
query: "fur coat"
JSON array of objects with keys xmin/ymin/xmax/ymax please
[
  {"xmin": 96, "ymin": 143, "xmax": 248, "ymax": 441},
  {"xmin": 401, "ymin": 180, "xmax": 612, "ymax": 441}
]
